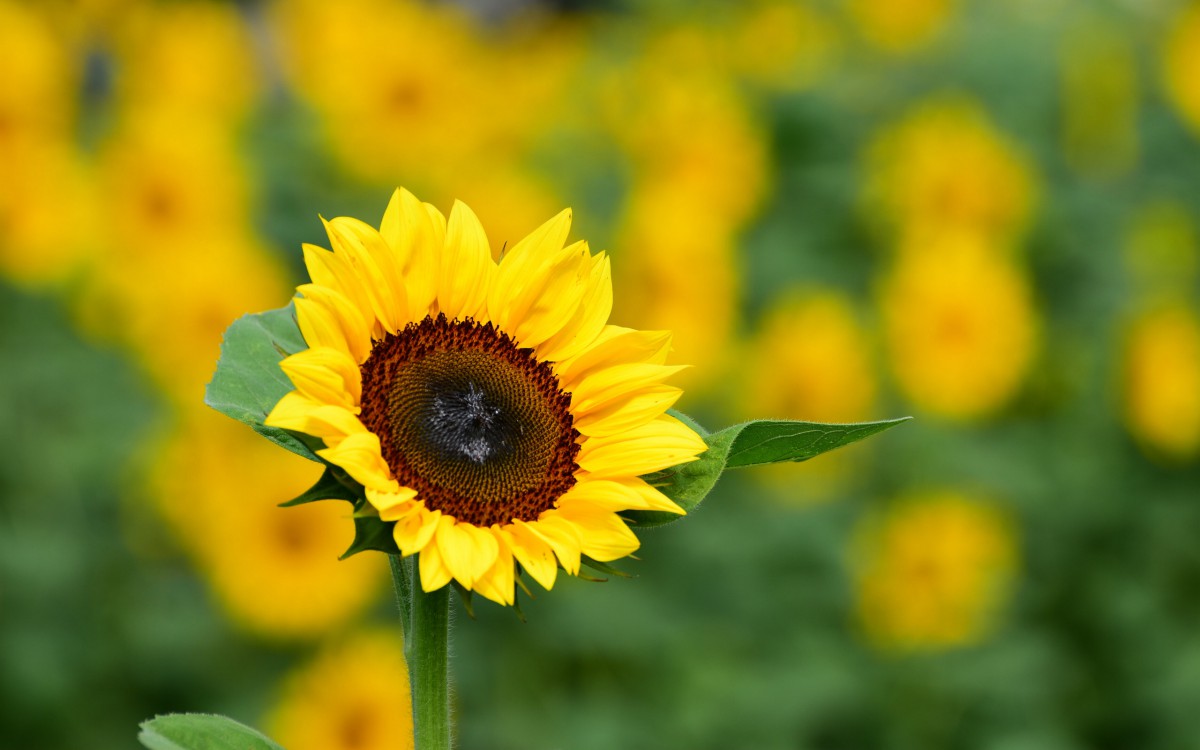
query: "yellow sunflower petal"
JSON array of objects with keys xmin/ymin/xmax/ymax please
[
  {"xmin": 395, "ymin": 507, "xmax": 441, "ymax": 556},
  {"xmin": 554, "ymin": 503, "xmax": 641, "ymax": 562},
  {"xmin": 294, "ymin": 284, "xmax": 371, "ymax": 363},
  {"xmin": 379, "ymin": 188, "xmax": 439, "ymax": 321},
  {"xmin": 435, "ymin": 516, "xmax": 500, "ymax": 589},
  {"xmin": 424, "ymin": 202, "xmax": 447, "ymax": 245},
  {"xmin": 489, "ymin": 208, "xmax": 573, "ymax": 326},
  {"xmin": 559, "ymin": 477, "xmax": 684, "ymax": 514},
  {"xmin": 366, "ymin": 487, "xmax": 419, "ymax": 520},
  {"xmin": 570, "ymin": 363, "xmax": 689, "ymax": 416},
  {"xmin": 501, "ymin": 526, "xmax": 558, "ymax": 591},
  {"xmin": 279, "ymin": 346, "xmax": 362, "ymax": 410},
  {"xmin": 301, "ymin": 244, "xmax": 375, "ymax": 331},
  {"xmin": 576, "ymin": 414, "xmax": 707, "ymax": 479},
  {"xmin": 519, "ymin": 516, "xmax": 582, "ymax": 575},
  {"xmin": 498, "ymin": 241, "xmax": 593, "ymax": 348},
  {"xmin": 617, "ymin": 476, "xmax": 687, "ymax": 514},
  {"xmin": 573, "ymin": 384, "xmax": 683, "ymax": 438},
  {"xmin": 556, "ymin": 327, "xmax": 673, "ymax": 387},
  {"xmin": 419, "ymin": 538, "xmax": 454, "ymax": 592},
  {"xmin": 324, "ymin": 216, "xmax": 408, "ymax": 333},
  {"xmin": 535, "ymin": 251, "xmax": 612, "ymax": 362},
  {"xmin": 264, "ymin": 392, "xmax": 365, "ymax": 448},
  {"xmin": 438, "ymin": 200, "xmax": 492, "ymax": 321},
  {"xmin": 316, "ymin": 432, "xmax": 398, "ymax": 493},
  {"xmin": 472, "ymin": 545, "xmax": 516, "ymax": 606}
]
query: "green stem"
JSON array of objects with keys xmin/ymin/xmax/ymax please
[{"xmin": 390, "ymin": 555, "xmax": 451, "ymax": 750}]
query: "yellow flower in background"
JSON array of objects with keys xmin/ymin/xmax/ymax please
[
  {"xmin": 110, "ymin": 0, "xmax": 260, "ymax": 123},
  {"xmin": 1060, "ymin": 20, "xmax": 1138, "ymax": 178},
  {"xmin": 853, "ymin": 491, "xmax": 1017, "ymax": 651},
  {"xmin": 76, "ymin": 232, "xmax": 289, "ymax": 406},
  {"xmin": 612, "ymin": 181, "xmax": 740, "ymax": 393},
  {"xmin": 268, "ymin": 630, "xmax": 412, "ymax": 750},
  {"xmin": 879, "ymin": 231, "xmax": 1039, "ymax": 420},
  {"xmin": 1163, "ymin": 1, "xmax": 1200, "ymax": 136},
  {"xmin": 1122, "ymin": 301, "xmax": 1200, "ymax": 462},
  {"xmin": 865, "ymin": 97, "xmax": 1037, "ymax": 243},
  {"xmin": 264, "ymin": 188, "xmax": 705, "ymax": 606},
  {"xmin": 0, "ymin": 139, "xmax": 95, "ymax": 287},
  {"xmin": 739, "ymin": 290, "xmax": 877, "ymax": 500},
  {"xmin": 0, "ymin": 0, "xmax": 77, "ymax": 156},
  {"xmin": 149, "ymin": 416, "xmax": 386, "ymax": 639},
  {"xmin": 846, "ymin": 0, "xmax": 955, "ymax": 54},
  {"xmin": 272, "ymin": 0, "xmax": 533, "ymax": 184},
  {"xmin": 98, "ymin": 112, "xmax": 251, "ymax": 256},
  {"xmin": 604, "ymin": 30, "xmax": 770, "ymax": 229},
  {"xmin": 742, "ymin": 290, "xmax": 876, "ymax": 425},
  {"xmin": 726, "ymin": 1, "xmax": 839, "ymax": 91}
]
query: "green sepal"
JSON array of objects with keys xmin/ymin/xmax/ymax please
[
  {"xmin": 452, "ymin": 581, "xmax": 477, "ymax": 619},
  {"xmin": 138, "ymin": 714, "xmax": 285, "ymax": 750},
  {"xmin": 581, "ymin": 556, "xmax": 634, "ymax": 579},
  {"xmin": 340, "ymin": 512, "xmax": 400, "ymax": 559},
  {"xmin": 281, "ymin": 465, "xmax": 363, "ymax": 507},
  {"xmin": 205, "ymin": 303, "xmax": 324, "ymax": 463},
  {"xmin": 628, "ymin": 416, "xmax": 911, "ymax": 528}
]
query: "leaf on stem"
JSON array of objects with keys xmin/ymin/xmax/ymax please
[
  {"xmin": 627, "ymin": 413, "xmax": 911, "ymax": 527},
  {"xmin": 138, "ymin": 714, "xmax": 285, "ymax": 750},
  {"xmin": 205, "ymin": 303, "xmax": 323, "ymax": 463}
]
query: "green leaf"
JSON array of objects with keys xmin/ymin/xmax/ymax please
[
  {"xmin": 627, "ymin": 417, "xmax": 911, "ymax": 528},
  {"xmin": 281, "ymin": 465, "xmax": 363, "ymax": 507},
  {"xmin": 138, "ymin": 713, "xmax": 285, "ymax": 750},
  {"xmin": 340, "ymin": 513, "xmax": 400, "ymax": 558},
  {"xmin": 204, "ymin": 303, "xmax": 322, "ymax": 463}
]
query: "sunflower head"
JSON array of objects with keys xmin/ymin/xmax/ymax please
[{"xmin": 263, "ymin": 188, "xmax": 706, "ymax": 606}]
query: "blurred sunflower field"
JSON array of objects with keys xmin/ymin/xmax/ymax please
[{"xmin": 3, "ymin": 0, "xmax": 1200, "ymax": 748}]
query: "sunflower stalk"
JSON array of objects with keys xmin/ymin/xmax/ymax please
[{"xmin": 392, "ymin": 555, "xmax": 452, "ymax": 750}]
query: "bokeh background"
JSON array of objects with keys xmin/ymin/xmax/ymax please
[{"xmin": 3, "ymin": 0, "xmax": 1200, "ymax": 748}]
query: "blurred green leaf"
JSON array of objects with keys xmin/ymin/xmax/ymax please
[
  {"xmin": 137, "ymin": 714, "xmax": 285, "ymax": 750},
  {"xmin": 281, "ymin": 465, "xmax": 362, "ymax": 507},
  {"xmin": 628, "ymin": 416, "xmax": 911, "ymax": 527},
  {"xmin": 204, "ymin": 303, "xmax": 321, "ymax": 462}
]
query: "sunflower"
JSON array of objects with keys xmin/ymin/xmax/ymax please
[{"xmin": 265, "ymin": 188, "xmax": 706, "ymax": 606}]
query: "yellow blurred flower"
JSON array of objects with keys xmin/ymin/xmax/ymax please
[
  {"xmin": 76, "ymin": 232, "xmax": 289, "ymax": 406},
  {"xmin": 879, "ymin": 231, "xmax": 1039, "ymax": 420},
  {"xmin": 149, "ymin": 414, "xmax": 386, "ymax": 639},
  {"xmin": 742, "ymin": 290, "xmax": 876, "ymax": 424},
  {"xmin": 1061, "ymin": 20, "xmax": 1138, "ymax": 178},
  {"xmin": 1163, "ymin": 1, "xmax": 1200, "ymax": 137},
  {"xmin": 865, "ymin": 97, "xmax": 1037, "ymax": 243},
  {"xmin": 1122, "ymin": 301, "xmax": 1200, "ymax": 462},
  {"xmin": 613, "ymin": 182, "xmax": 740, "ymax": 393},
  {"xmin": 853, "ymin": 491, "xmax": 1017, "ymax": 651},
  {"xmin": 604, "ymin": 30, "xmax": 769, "ymax": 229},
  {"xmin": 268, "ymin": 630, "xmax": 412, "ymax": 750},
  {"xmin": 97, "ymin": 112, "xmax": 252, "ymax": 256},
  {"xmin": 273, "ymin": 0, "xmax": 552, "ymax": 184},
  {"xmin": 726, "ymin": 1, "xmax": 839, "ymax": 91},
  {"xmin": 846, "ymin": 0, "xmax": 955, "ymax": 54},
  {"xmin": 0, "ymin": 0, "xmax": 77, "ymax": 155},
  {"xmin": 110, "ymin": 0, "xmax": 260, "ymax": 123},
  {"xmin": 0, "ymin": 139, "xmax": 95, "ymax": 287},
  {"xmin": 739, "ymin": 290, "xmax": 877, "ymax": 499}
]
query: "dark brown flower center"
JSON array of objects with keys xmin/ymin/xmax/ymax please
[{"xmin": 359, "ymin": 314, "xmax": 579, "ymax": 527}]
